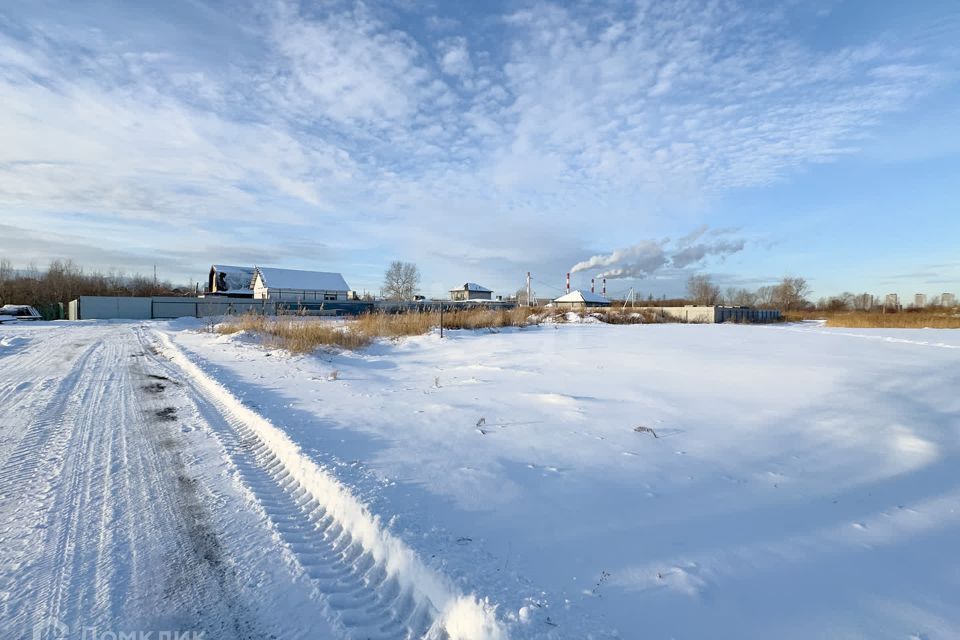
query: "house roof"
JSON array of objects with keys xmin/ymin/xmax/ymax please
[
  {"xmin": 255, "ymin": 267, "xmax": 350, "ymax": 292},
  {"xmin": 553, "ymin": 290, "xmax": 611, "ymax": 304},
  {"xmin": 451, "ymin": 282, "xmax": 492, "ymax": 293},
  {"xmin": 211, "ymin": 265, "xmax": 255, "ymax": 292}
]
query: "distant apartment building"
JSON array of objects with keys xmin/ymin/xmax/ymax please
[
  {"xmin": 914, "ymin": 293, "xmax": 927, "ymax": 308},
  {"xmin": 942, "ymin": 293, "xmax": 957, "ymax": 307}
]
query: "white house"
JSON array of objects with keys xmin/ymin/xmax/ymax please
[
  {"xmin": 252, "ymin": 267, "xmax": 351, "ymax": 302},
  {"xmin": 450, "ymin": 282, "xmax": 493, "ymax": 301},
  {"xmin": 553, "ymin": 290, "xmax": 611, "ymax": 309}
]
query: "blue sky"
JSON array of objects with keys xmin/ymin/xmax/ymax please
[{"xmin": 0, "ymin": 0, "xmax": 957, "ymax": 300}]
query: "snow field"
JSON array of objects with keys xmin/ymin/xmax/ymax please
[
  {"xmin": 168, "ymin": 321, "xmax": 960, "ymax": 639},
  {"xmin": 3, "ymin": 319, "xmax": 959, "ymax": 639}
]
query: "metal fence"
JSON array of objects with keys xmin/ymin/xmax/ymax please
[{"xmin": 68, "ymin": 296, "xmax": 378, "ymax": 320}]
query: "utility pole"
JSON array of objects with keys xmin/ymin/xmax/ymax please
[{"xmin": 440, "ymin": 302, "xmax": 444, "ymax": 338}]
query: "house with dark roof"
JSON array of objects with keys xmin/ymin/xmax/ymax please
[
  {"xmin": 449, "ymin": 282, "xmax": 493, "ymax": 301},
  {"xmin": 207, "ymin": 265, "xmax": 255, "ymax": 298}
]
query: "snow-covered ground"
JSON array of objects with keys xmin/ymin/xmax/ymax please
[{"xmin": 2, "ymin": 320, "xmax": 959, "ymax": 639}]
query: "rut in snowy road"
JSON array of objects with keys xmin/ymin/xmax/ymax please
[
  {"xmin": 0, "ymin": 323, "xmax": 503, "ymax": 640},
  {"xmin": 147, "ymin": 328, "xmax": 504, "ymax": 640},
  {"xmin": 0, "ymin": 325, "xmax": 274, "ymax": 639}
]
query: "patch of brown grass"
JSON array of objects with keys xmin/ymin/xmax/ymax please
[
  {"xmin": 784, "ymin": 309, "xmax": 960, "ymax": 329},
  {"xmin": 216, "ymin": 314, "xmax": 370, "ymax": 352},
  {"xmin": 591, "ymin": 308, "xmax": 678, "ymax": 324},
  {"xmin": 440, "ymin": 306, "xmax": 538, "ymax": 330},
  {"xmin": 353, "ymin": 311, "xmax": 436, "ymax": 338},
  {"xmin": 215, "ymin": 307, "xmax": 542, "ymax": 353}
]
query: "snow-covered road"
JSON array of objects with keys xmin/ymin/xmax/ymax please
[{"xmin": 0, "ymin": 324, "xmax": 499, "ymax": 640}]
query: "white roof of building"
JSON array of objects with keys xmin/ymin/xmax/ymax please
[
  {"xmin": 211, "ymin": 264, "xmax": 255, "ymax": 292},
  {"xmin": 255, "ymin": 267, "xmax": 350, "ymax": 292},
  {"xmin": 451, "ymin": 282, "xmax": 492, "ymax": 292},
  {"xmin": 553, "ymin": 290, "xmax": 611, "ymax": 304}
]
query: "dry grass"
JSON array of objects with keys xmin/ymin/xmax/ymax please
[
  {"xmin": 215, "ymin": 307, "xmax": 541, "ymax": 353},
  {"xmin": 215, "ymin": 314, "xmax": 371, "ymax": 352},
  {"xmin": 784, "ymin": 309, "xmax": 960, "ymax": 329},
  {"xmin": 590, "ymin": 308, "xmax": 677, "ymax": 324}
]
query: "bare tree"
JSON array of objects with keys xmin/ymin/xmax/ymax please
[
  {"xmin": 818, "ymin": 291, "xmax": 856, "ymax": 311},
  {"xmin": 382, "ymin": 261, "xmax": 421, "ymax": 300},
  {"xmin": 687, "ymin": 274, "xmax": 721, "ymax": 305},
  {"xmin": 0, "ymin": 257, "xmax": 184, "ymax": 307},
  {"xmin": 725, "ymin": 287, "xmax": 757, "ymax": 307},
  {"xmin": 754, "ymin": 285, "xmax": 775, "ymax": 308},
  {"xmin": 772, "ymin": 277, "xmax": 811, "ymax": 311}
]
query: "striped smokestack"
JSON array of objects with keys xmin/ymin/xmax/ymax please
[
  {"xmin": 591, "ymin": 278, "xmax": 595, "ymax": 294},
  {"xmin": 566, "ymin": 272, "xmax": 570, "ymax": 293}
]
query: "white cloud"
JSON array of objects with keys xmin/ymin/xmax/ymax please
[
  {"xmin": 267, "ymin": 3, "xmax": 434, "ymax": 127},
  {"xmin": 437, "ymin": 36, "xmax": 473, "ymax": 77},
  {"xmin": 0, "ymin": 0, "xmax": 952, "ymax": 291}
]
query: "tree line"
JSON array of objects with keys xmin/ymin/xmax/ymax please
[
  {"xmin": 686, "ymin": 275, "xmax": 955, "ymax": 311},
  {"xmin": 686, "ymin": 275, "xmax": 813, "ymax": 310},
  {"xmin": 0, "ymin": 259, "xmax": 186, "ymax": 308}
]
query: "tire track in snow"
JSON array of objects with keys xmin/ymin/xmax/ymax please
[
  {"xmin": 0, "ymin": 339, "xmax": 102, "ymax": 627},
  {"xmin": 148, "ymin": 328, "xmax": 505, "ymax": 640},
  {"xmin": 0, "ymin": 326, "xmax": 100, "ymax": 471},
  {"xmin": 0, "ymin": 326, "xmax": 268, "ymax": 639}
]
